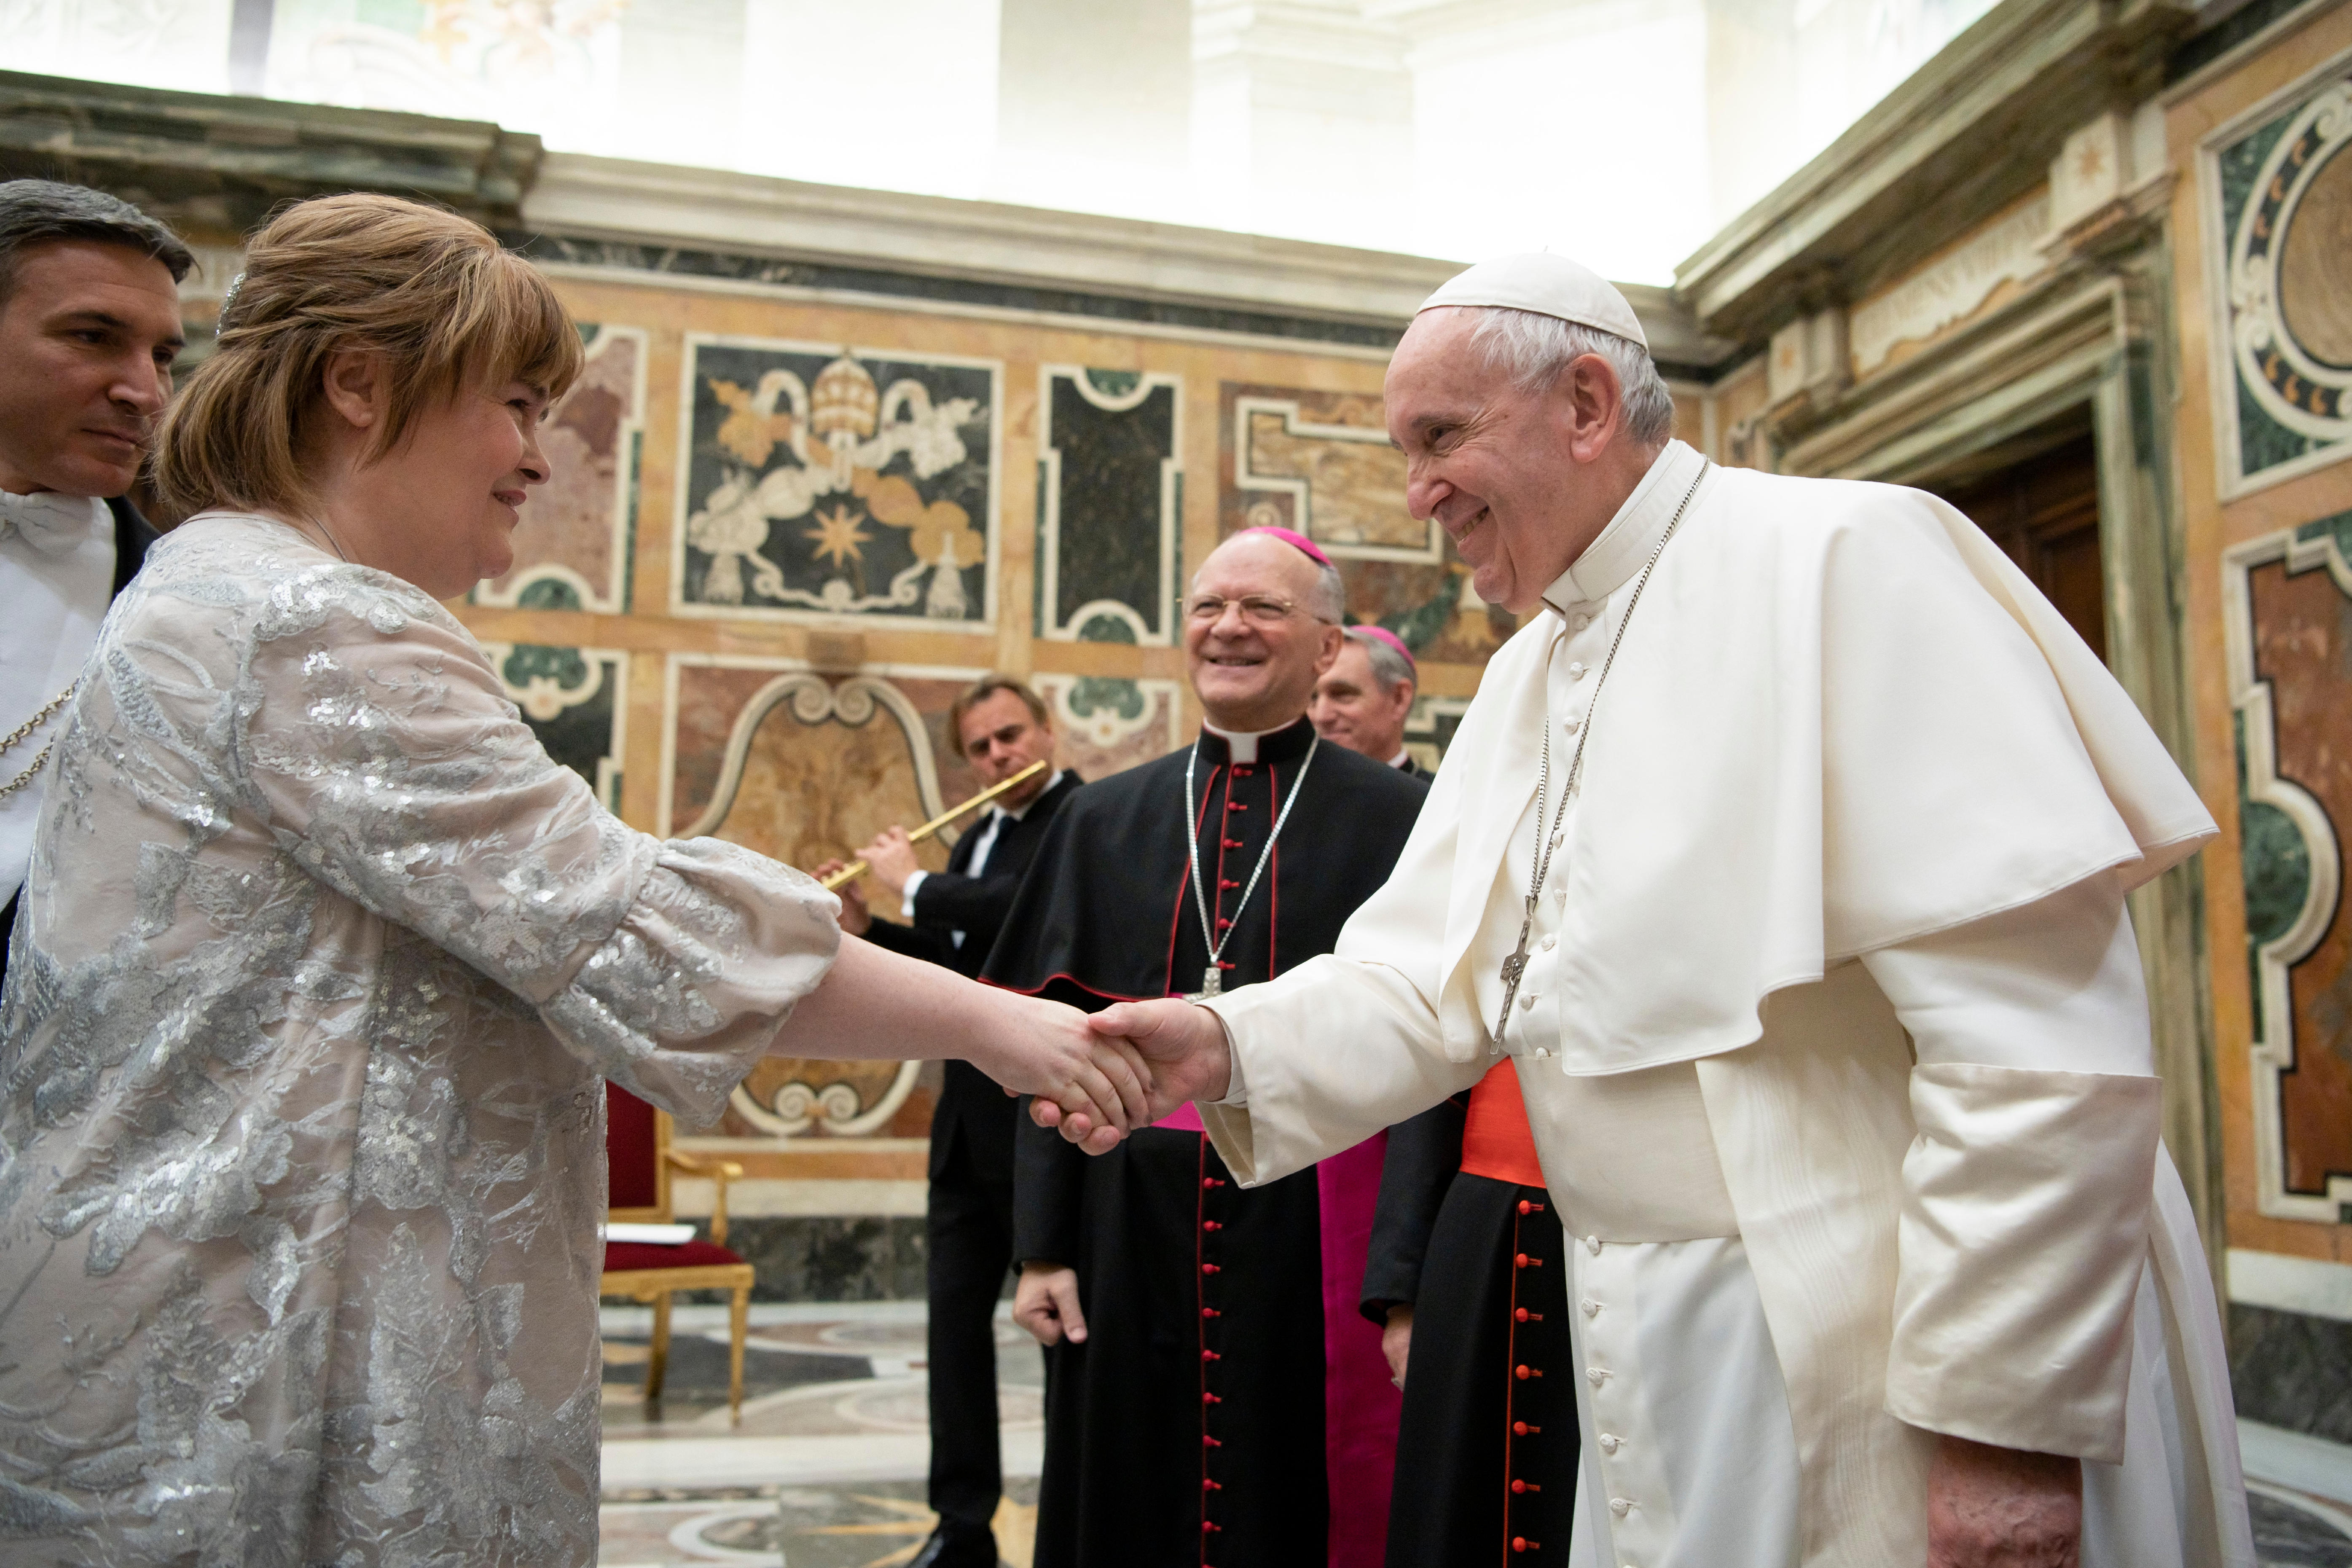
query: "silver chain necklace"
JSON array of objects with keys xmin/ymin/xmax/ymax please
[
  {"xmin": 1182, "ymin": 732, "xmax": 1319, "ymax": 999},
  {"xmin": 1493, "ymin": 459, "xmax": 1709, "ymax": 1051}
]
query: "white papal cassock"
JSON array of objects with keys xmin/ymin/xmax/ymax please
[{"xmin": 1195, "ymin": 439, "xmax": 2254, "ymax": 1568}]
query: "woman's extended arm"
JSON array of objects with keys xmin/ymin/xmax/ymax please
[{"xmin": 782, "ymin": 934, "xmax": 1149, "ymax": 1133}]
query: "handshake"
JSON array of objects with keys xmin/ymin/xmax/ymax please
[{"xmin": 983, "ymin": 994, "xmax": 1238, "ymax": 1152}]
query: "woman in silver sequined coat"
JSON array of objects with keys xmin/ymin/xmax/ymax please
[{"xmin": 0, "ymin": 193, "xmax": 1139, "ymax": 1566}]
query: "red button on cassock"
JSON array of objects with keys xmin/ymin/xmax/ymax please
[
  {"xmin": 1512, "ymin": 1479, "xmax": 1528, "ymax": 1494},
  {"xmin": 1515, "ymin": 1253, "xmax": 1529, "ymax": 1268},
  {"xmin": 1203, "ymin": 1350, "xmax": 1220, "ymax": 1362},
  {"xmin": 1202, "ymin": 1263, "xmax": 1221, "ymax": 1275},
  {"xmin": 1515, "ymin": 1307, "xmax": 1530, "ymax": 1322},
  {"xmin": 1202, "ymin": 1308, "xmax": 1221, "ymax": 1319},
  {"xmin": 1515, "ymin": 1364, "xmax": 1531, "ymax": 1380},
  {"xmin": 1518, "ymin": 1199, "xmax": 1532, "ymax": 1214},
  {"xmin": 1512, "ymin": 1538, "xmax": 1529, "ymax": 1554},
  {"xmin": 1203, "ymin": 1220, "xmax": 1222, "ymax": 1232},
  {"xmin": 1512, "ymin": 1420, "xmax": 1530, "ymax": 1436}
]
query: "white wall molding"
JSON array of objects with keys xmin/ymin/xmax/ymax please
[
  {"xmin": 2228, "ymin": 1248, "xmax": 2352, "ymax": 1322},
  {"xmin": 524, "ymin": 152, "xmax": 1458, "ymax": 328}
]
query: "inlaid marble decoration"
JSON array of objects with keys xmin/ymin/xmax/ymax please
[
  {"xmin": 664, "ymin": 658, "xmax": 995, "ymax": 1139},
  {"xmin": 2222, "ymin": 512, "xmax": 2352, "ymax": 1223},
  {"xmin": 1219, "ymin": 381, "xmax": 1516, "ymax": 664},
  {"xmin": 1404, "ymin": 695, "xmax": 1472, "ymax": 773},
  {"xmin": 480, "ymin": 640, "xmax": 626, "ymax": 812},
  {"xmin": 1036, "ymin": 367, "xmax": 1182, "ymax": 645},
  {"xmin": 474, "ymin": 322, "xmax": 643, "ymax": 613},
  {"xmin": 2207, "ymin": 59, "xmax": 2352, "ymax": 497},
  {"xmin": 675, "ymin": 336, "xmax": 999, "ymax": 631},
  {"xmin": 1030, "ymin": 674, "xmax": 1184, "ymax": 781}
]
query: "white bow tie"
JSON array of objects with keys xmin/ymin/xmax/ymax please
[{"xmin": 0, "ymin": 490, "xmax": 103, "ymax": 557}]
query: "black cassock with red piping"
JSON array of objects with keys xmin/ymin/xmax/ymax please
[{"xmin": 985, "ymin": 716, "xmax": 1428, "ymax": 1568}]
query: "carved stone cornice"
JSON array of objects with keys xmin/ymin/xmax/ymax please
[
  {"xmin": 524, "ymin": 150, "xmax": 1743, "ymax": 369},
  {"xmin": 1672, "ymin": 0, "xmax": 2196, "ymax": 344},
  {"xmin": 0, "ymin": 69, "xmax": 542, "ymax": 233}
]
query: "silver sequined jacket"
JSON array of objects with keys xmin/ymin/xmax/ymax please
[{"xmin": 0, "ymin": 513, "xmax": 840, "ymax": 1565}]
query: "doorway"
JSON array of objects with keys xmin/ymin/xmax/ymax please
[{"xmin": 1919, "ymin": 409, "xmax": 2107, "ymax": 661}]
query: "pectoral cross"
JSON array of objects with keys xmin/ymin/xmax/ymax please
[
  {"xmin": 1187, "ymin": 965, "xmax": 1224, "ymax": 1002},
  {"xmin": 1492, "ymin": 897, "xmax": 1536, "ymax": 1053}
]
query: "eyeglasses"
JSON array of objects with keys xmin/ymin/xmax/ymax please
[{"xmin": 1184, "ymin": 593, "xmax": 1331, "ymax": 626}]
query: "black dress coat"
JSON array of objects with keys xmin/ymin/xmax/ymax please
[
  {"xmin": 1359, "ymin": 1090, "xmax": 1577, "ymax": 1566},
  {"xmin": 985, "ymin": 719, "xmax": 1429, "ymax": 1568},
  {"xmin": 859, "ymin": 767, "xmax": 1083, "ymax": 1178}
]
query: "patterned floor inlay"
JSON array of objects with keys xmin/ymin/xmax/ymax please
[
  {"xmin": 598, "ymin": 1305, "xmax": 2352, "ymax": 1565},
  {"xmin": 601, "ymin": 1478, "xmax": 1041, "ymax": 1567},
  {"xmin": 2255, "ymin": 1486, "xmax": 2352, "ymax": 1568},
  {"xmin": 601, "ymin": 1303, "xmax": 1042, "ymax": 1565}
]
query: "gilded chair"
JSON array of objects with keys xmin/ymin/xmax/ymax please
[{"xmin": 600, "ymin": 1081, "xmax": 756, "ymax": 1418}]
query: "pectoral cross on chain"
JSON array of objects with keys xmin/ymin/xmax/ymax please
[
  {"xmin": 1492, "ymin": 897, "xmax": 1536, "ymax": 1052},
  {"xmin": 1188, "ymin": 965, "xmax": 1223, "ymax": 1002}
]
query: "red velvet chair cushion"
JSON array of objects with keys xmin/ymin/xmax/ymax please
[
  {"xmin": 607, "ymin": 1082, "xmax": 659, "ymax": 1210},
  {"xmin": 604, "ymin": 1238, "xmax": 746, "ymax": 1273}
]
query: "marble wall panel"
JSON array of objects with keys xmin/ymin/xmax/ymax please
[
  {"xmin": 674, "ymin": 336, "xmax": 999, "ymax": 631},
  {"xmin": 718, "ymin": 1217, "xmax": 929, "ymax": 1303},
  {"xmin": 2224, "ymin": 513, "xmax": 2352, "ymax": 1221},
  {"xmin": 663, "ymin": 660, "xmax": 991, "ymax": 1142},
  {"xmin": 2204, "ymin": 59, "xmax": 2352, "ymax": 497},
  {"xmin": 481, "ymin": 641, "xmax": 626, "ymax": 811},
  {"xmin": 1036, "ymin": 367, "xmax": 1182, "ymax": 645},
  {"xmin": 2229, "ymin": 1302, "xmax": 2352, "ymax": 1443},
  {"xmin": 1029, "ymin": 674, "xmax": 1184, "ymax": 781},
  {"xmin": 475, "ymin": 322, "xmax": 643, "ymax": 613},
  {"xmin": 1217, "ymin": 381, "xmax": 1516, "ymax": 664}
]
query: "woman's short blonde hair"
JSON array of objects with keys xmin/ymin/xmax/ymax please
[{"xmin": 153, "ymin": 193, "xmax": 584, "ymax": 518}]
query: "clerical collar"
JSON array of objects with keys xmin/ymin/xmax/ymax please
[
  {"xmin": 1198, "ymin": 716, "xmax": 1317, "ymax": 765},
  {"xmin": 1541, "ymin": 438, "xmax": 1706, "ymax": 615}
]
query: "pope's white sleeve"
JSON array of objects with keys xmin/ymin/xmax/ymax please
[
  {"xmin": 1195, "ymin": 954, "xmax": 1482, "ymax": 1187},
  {"xmin": 1859, "ymin": 871, "xmax": 2162, "ymax": 1463}
]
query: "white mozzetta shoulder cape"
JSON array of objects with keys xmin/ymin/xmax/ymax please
[{"xmin": 1349, "ymin": 462, "xmax": 2216, "ymax": 1073}]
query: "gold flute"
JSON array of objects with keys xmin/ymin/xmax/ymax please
[{"xmin": 819, "ymin": 759, "xmax": 1051, "ymax": 893}]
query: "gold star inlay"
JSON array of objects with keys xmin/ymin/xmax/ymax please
[{"xmin": 805, "ymin": 504, "xmax": 873, "ymax": 568}]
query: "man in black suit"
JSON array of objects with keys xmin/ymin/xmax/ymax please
[
  {"xmin": 0, "ymin": 180, "xmax": 191, "ymax": 993},
  {"xmin": 819, "ymin": 676, "xmax": 1081, "ymax": 1568}
]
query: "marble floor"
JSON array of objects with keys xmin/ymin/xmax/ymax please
[
  {"xmin": 599, "ymin": 1301, "xmax": 2352, "ymax": 1568},
  {"xmin": 598, "ymin": 1300, "xmax": 1042, "ymax": 1568}
]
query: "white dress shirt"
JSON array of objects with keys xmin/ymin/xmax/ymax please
[{"xmin": 0, "ymin": 493, "xmax": 113, "ymax": 906}]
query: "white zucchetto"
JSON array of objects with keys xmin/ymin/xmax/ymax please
[{"xmin": 1417, "ymin": 252, "xmax": 1649, "ymax": 351}]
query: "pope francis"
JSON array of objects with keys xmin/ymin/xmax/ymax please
[{"xmin": 1035, "ymin": 255, "xmax": 2254, "ymax": 1568}]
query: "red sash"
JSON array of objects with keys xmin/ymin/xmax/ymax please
[{"xmin": 1460, "ymin": 1058, "xmax": 1546, "ymax": 1189}]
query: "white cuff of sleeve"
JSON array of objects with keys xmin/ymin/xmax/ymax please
[
  {"xmin": 899, "ymin": 870, "xmax": 927, "ymax": 920},
  {"xmin": 1212, "ymin": 1023, "xmax": 1248, "ymax": 1108}
]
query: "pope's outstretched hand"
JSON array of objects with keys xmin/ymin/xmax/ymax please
[{"xmin": 1030, "ymin": 999, "xmax": 1234, "ymax": 1154}]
